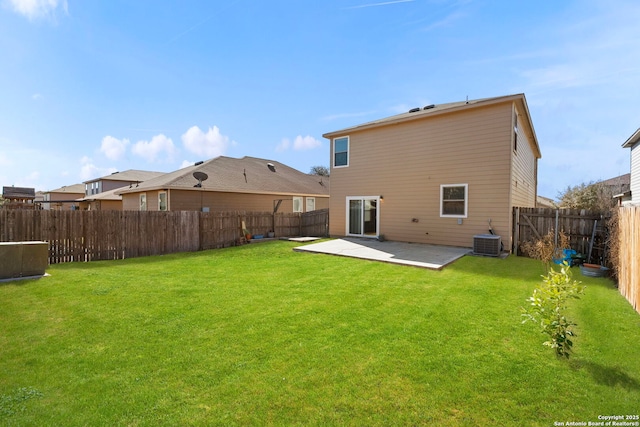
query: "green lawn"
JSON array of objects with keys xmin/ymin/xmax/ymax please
[{"xmin": 1, "ymin": 240, "xmax": 639, "ymax": 426}]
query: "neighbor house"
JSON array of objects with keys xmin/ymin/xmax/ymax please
[
  {"xmin": 322, "ymin": 93, "xmax": 541, "ymax": 251},
  {"xmin": 117, "ymin": 156, "xmax": 330, "ymax": 213},
  {"xmin": 621, "ymin": 128, "xmax": 640, "ymax": 205},
  {"xmin": 79, "ymin": 170, "xmax": 165, "ymax": 210},
  {"xmin": 42, "ymin": 184, "xmax": 85, "ymax": 210}
]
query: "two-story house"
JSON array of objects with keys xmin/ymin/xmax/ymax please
[{"xmin": 323, "ymin": 93, "xmax": 541, "ymax": 251}]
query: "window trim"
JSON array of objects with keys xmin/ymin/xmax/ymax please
[
  {"xmin": 333, "ymin": 136, "xmax": 349, "ymax": 168},
  {"xmin": 305, "ymin": 197, "xmax": 315, "ymax": 212},
  {"xmin": 158, "ymin": 191, "xmax": 167, "ymax": 211},
  {"xmin": 440, "ymin": 184, "xmax": 468, "ymax": 218},
  {"xmin": 345, "ymin": 195, "xmax": 380, "ymax": 238}
]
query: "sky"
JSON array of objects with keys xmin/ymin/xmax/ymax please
[{"xmin": 1, "ymin": 0, "xmax": 639, "ymax": 200}]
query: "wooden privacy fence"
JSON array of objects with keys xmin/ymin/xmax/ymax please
[
  {"xmin": 0, "ymin": 209, "xmax": 329, "ymax": 264},
  {"xmin": 513, "ymin": 207, "xmax": 610, "ymax": 264},
  {"xmin": 617, "ymin": 206, "xmax": 640, "ymax": 314}
]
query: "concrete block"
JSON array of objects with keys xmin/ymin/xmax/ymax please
[
  {"xmin": 21, "ymin": 241, "xmax": 49, "ymax": 277},
  {"xmin": 0, "ymin": 242, "xmax": 24, "ymax": 279}
]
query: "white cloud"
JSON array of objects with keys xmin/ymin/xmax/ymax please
[
  {"xmin": 7, "ymin": 0, "xmax": 68, "ymax": 20},
  {"xmin": 79, "ymin": 156, "xmax": 116, "ymax": 182},
  {"xmin": 31, "ymin": 93, "xmax": 43, "ymax": 101},
  {"xmin": 277, "ymin": 135, "xmax": 322, "ymax": 152},
  {"xmin": 293, "ymin": 135, "xmax": 321, "ymax": 150},
  {"xmin": 132, "ymin": 134, "xmax": 176, "ymax": 163},
  {"xmin": 275, "ymin": 138, "xmax": 290, "ymax": 152},
  {"xmin": 181, "ymin": 125, "xmax": 230, "ymax": 158},
  {"xmin": 180, "ymin": 160, "xmax": 194, "ymax": 169},
  {"xmin": 100, "ymin": 136, "xmax": 130, "ymax": 161}
]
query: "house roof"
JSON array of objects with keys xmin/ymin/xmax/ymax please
[
  {"xmin": 84, "ymin": 169, "xmax": 164, "ymax": 184},
  {"xmin": 602, "ymin": 173, "xmax": 630, "ymax": 187},
  {"xmin": 81, "ymin": 187, "xmax": 123, "ymax": 202},
  {"xmin": 2, "ymin": 186, "xmax": 36, "ymax": 199},
  {"xmin": 322, "ymin": 93, "xmax": 542, "ymax": 158},
  {"xmin": 47, "ymin": 183, "xmax": 85, "ymax": 194},
  {"xmin": 622, "ymin": 128, "xmax": 640, "ymax": 148},
  {"xmin": 117, "ymin": 156, "xmax": 330, "ymax": 196}
]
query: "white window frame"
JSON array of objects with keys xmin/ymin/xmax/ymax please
[
  {"xmin": 333, "ymin": 136, "xmax": 349, "ymax": 168},
  {"xmin": 139, "ymin": 193, "xmax": 147, "ymax": 211},
  {"xmin": 293, "ymin": 196, "xmax": 303, "ymax": 213},
  {"xmin": 345, "ymin": 196, "xmax": 380, "ymax": 238},
  {"xmin": 306, "ymin": 197, "xmax": 315, "ymax": 212},
  {"xmin": 440, "ymin": 184, "xmax": 468, "ymax": 218},
  {"xmin": 158, "ymin": 191, "xmax": 167, "ymax": 211}
]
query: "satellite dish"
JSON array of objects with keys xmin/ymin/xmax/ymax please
[{"xmin": 193, "ymin": 171, "xmax": 208, "ymax": 187}]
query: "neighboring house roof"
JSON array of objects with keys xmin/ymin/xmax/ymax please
[
  {"xmin": 322, "ymin": 93, "xmax": 542, "ymax": 159},
  {"xmin": 602, "ymin": 173, "xmax": 630, "ymax": 187},
  {"xmin": 117, "ymin": 156, "xmax": 330, "ymax": 196},
  {"xmin": 622, "ymin": 128, "xmax": 640, "ymax": 148},
  {"xmin": 84, "ymin": 169, "xmax": 164, "ymax": 184},
  {"xmin": 536, "ymin": 195, "xmax": 557, "ymax": 208},
  {"xmin": 2, "ymin": 186, "xmax": 36, "ymax": 199},
  {"xmin": 81, "ymin": 187, "xmax": 123, "ymax": 202},
  {"xmin": 47, "ymin": 183, "xmax": 85, "ymax": 194}
]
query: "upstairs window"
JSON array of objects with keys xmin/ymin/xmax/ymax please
[
  {"xmin": 513, "ymin": 113, "xmax": 519, "ymax": 153},
  {"xmin": 333, "ymin": 136, "xmax": 349, "ymax": 167},
  {"xmin": 440, "ymin": 184, "xmax": 468, "ymax": 218}
]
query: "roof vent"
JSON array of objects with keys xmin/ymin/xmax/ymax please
[
  {"xmin": 423, "ymin": 104, "xmax": 435, "ymax": 110},
  {"xmin": 194, "ymin": 161, "xmax": 204, "ymax": 166},
  {"xmin": 267, "ymin": 163, "xmax": 276, "ymax": 172},
  {"xmin": 408, "ymin": 107, "xmax": 421, "ymax": 113}
]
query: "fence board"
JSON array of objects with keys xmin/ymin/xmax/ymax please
[
  {"xmin": 0, "ymin": 208, "xmax": 329, "ymax": 265},
  {"xmin": 513, "ymin": 207, "xmax": 609, "ymax": 264},
  {"xmin": 617, "ymin": 206, "xmax": 640, "ymax": 314}
]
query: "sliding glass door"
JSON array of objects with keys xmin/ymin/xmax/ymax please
[{"xmin": 346, "ymin": 196, "xmax": 379, "ymax": 237}]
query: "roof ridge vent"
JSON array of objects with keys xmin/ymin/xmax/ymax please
[
  {"xmin": 423, "ymin": 104, "xmax": 435, "ymax": 110},
  {"xmin": 194, "ymin": 161, "xmax": 204, "ymax": 166},
  {"xmin": 408, "ymin": 107, "xmax": 421, "ymax": 113}
]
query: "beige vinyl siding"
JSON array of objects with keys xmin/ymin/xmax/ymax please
[
  {"xmin": 510, "ymin": 105, "xmax": 537, "ymax": 208},
  {"xmin": 631, "ymin": 143, "xmax": 640, "ymax": 203},
  {"xmin": 122, "ymin": 194, "xmax": 138, "ymax": 211},
  {"xmin": 330, "ymin": 102, "xmax": 517, "ymax": 248},
  {"xmin": 123, "ymin": 190, "xmax": 328, "ymax": 212}
]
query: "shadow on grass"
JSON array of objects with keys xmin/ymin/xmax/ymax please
[{"xmin": 571, "ymin": 360, "xmax": 640, "ymax": 390}]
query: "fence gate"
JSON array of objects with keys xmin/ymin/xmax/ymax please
[{"xmin": 513, "ymin": 207, "xmax": 610, "ymax": 265}]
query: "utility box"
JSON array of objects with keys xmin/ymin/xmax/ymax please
[{"xmin": 0, "ymin": 241, "xmax": 48, "ymax": 280}]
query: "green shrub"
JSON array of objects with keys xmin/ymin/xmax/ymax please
[{"xmin": 522, "ymin": 262, "xmax": 585, "ymax": 358}]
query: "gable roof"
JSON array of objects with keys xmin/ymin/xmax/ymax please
[
  {"xmin": 81, "ymin": 187, "xmax": 123, "ymax": 202},
  {"xmin": 117, "ymin": 156, "xmax": 330, "ymax": 196},
  {"xmin": 2, "ymin": 186, "xmax": 36, "ymax": 199},
  {"xmin": 602, "ymin": 173, "xmax": 630, "ymax": 187},
  {"xmin": 84, "ymin": 169, "xmax": 164, "ymax": 184},
  {"xmin": 622, "ymin": 128, "xmax": 640, "ymax": 148},
  {"xmin": 47, "ymin": 183, "xmax": 85, "ymax": 194},
  {"xmin": 323, "ymin": 93, "xmax": 541, "ymax": 158}
]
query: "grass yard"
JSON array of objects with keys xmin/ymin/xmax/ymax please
[{"xmin": 1, "ymin": 240, "xmax": 639, "ymax": 426}]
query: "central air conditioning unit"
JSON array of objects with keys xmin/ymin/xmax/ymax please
[{"xmin": 473, "ymin": 234, "xmax": 502, "ymax": 257}]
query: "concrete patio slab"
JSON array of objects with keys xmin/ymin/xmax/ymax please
[{"xmin": 293, "ymin": 238, "xmax": 471, "ymax": 270}]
